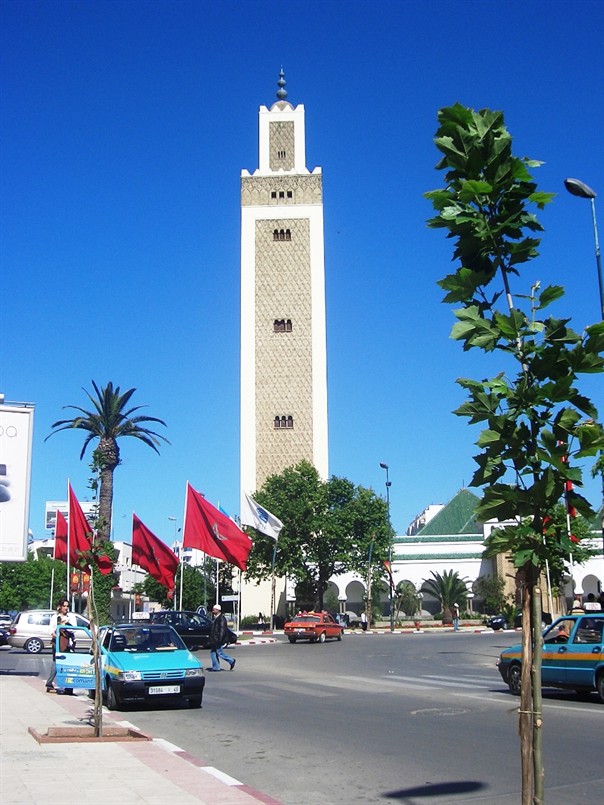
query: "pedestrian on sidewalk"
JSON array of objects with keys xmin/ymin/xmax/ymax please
[
  {"xmin": 208, "ymin": 605, "xmax": 236, "ymax": 672},
  {"xmin": 45, "ymin": 598, "xmax": 76, "ymax": 694},
  {"xmin": 360, "ymin": 611, "xmax": 368, "ymax": 633},
  {"xmin": 452, "ymin": 603, "xmax": 460, "ymax": 632}
]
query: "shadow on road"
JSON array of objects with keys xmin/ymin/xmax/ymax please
[{"xmin": 382, "ymin": 780, "xmax": 485, "ymax": 801}]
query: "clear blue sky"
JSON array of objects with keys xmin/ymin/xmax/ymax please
[{"xmin": 2, "ymin": 0, "xmax": 603, "ymax": 545}]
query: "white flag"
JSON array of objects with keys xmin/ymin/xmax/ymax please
[{"xmin": 240, "ymin": 493, "xmax": 283, "ymax": 540}]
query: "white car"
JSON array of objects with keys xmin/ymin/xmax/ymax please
[{"xmin": 8, "ymin": 610, "xmax": 91, "ymax": 654}]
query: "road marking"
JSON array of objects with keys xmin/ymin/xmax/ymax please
[{"xmin": 254, "ymin": 681, "xmax": 336, "ymax": 697}]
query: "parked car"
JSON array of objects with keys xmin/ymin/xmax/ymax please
[
  {"xmin": 485, "ymin": 614, "xmax": 509, "ymax": 631},
  {"xmin": 95, "ymin": 623, "xmax": 205, "ymax": 710},
  {"xmin": 0, "ymin": 613, "xmax": 13, "ymax": 627},
  {"xmin": 149, "ymin": 610, "xmax": 237, "ymax": 650},
  {"xmin": 497, "ymin": 613, "xmax": 604, "ymax": 703},
  {"xmin": 284, "ymin": 611, "xmax": 344, "ymax": 644},
  {"xmin": 513, "ymin": 610, "xmax": 552, "ymax": 628},
  {"xmin": 8, "ymin": 610, "xmax": 91, "ymax": 654},
  {"xmin": 0, "ymin": 626, "xmax": 10, "ymax": 647}
]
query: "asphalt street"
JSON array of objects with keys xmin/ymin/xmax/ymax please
[{"xmin": 2, "ymin": 632, "xmax": 602, "ymax": 804}]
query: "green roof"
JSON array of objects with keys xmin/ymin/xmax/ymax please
[{"xmin": 416, "ymin": 488, "xmax": 482, "ymax": 537}]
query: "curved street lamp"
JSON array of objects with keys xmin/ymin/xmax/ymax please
[
  {"xmin": 564, "ymin": 178, "xmax": 603, "ymax": 320},
  {"xmin": 380, "ymin": 462, "xmax": 395, "ymax": 632},
  {"xmin": 564, "ymin": 178, "xmax": 604, "ymax": 566}
]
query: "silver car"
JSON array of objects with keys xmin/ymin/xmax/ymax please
[{"xmin": 8, "ymin": 610, "xmax": 91, "ymax": 654}]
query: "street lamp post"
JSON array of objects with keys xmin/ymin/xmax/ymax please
[
  {"xmin": 564, "ymin": 178, "xmax": 603, "ymax": 320},
  {"xmin": 168, "ymin": 516, "xmax": 182, "ymax": 610},
  {"xmin": 564, "ymin": 177, "xmax": 604, "ymax": 566},
  {"xmin": 380, "ymin": 462, "xmax": 395, "ymax": 633}
]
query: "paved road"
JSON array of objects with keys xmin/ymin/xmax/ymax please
[{"xmin": 3, "ymin": 633, "xmax": 602, "ymax": 804}]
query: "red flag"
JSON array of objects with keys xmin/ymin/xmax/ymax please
[
  {"xmin": 132, "ymin": 513, "xmax": 179, "ymax": 594},
  {"xmin": 183, "ymin": 483, "xmax": 252, "ymax": 571},
  {"xmin": 68, "ymin": 484, "xmax": 113, "ymax": 575},
  {"xmin": 53, "ymin": 510, "xmax": 68, "ymax": 563}
]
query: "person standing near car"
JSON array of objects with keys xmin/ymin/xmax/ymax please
[
  {"xmin": 208, "ymin": 605, "xmax": 236, "ymax": 672},
  {"xmin": 45, "ymin": 598, "xmax": 76, "ymax": 694}
]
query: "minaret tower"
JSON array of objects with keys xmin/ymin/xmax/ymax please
[{"xmin": 240, "ymin": 71, "xmax": 328, "ymax": 502}]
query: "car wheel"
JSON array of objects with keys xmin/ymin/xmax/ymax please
[
  {"xmin": 106, "ymin": 680, "xmax": 120, "ymax": 711},
  {"xmin": 288, "ymin": 636, "xmax": 296, "ymax": 644},
  {"xmin": 337, "ymin": 630, "xmax": 342, "ymax": 641},
  {"xmin": 507, "ymin": 663, "xmax": 522, "ymax": 696},
  {"xmin": 188, "ymin": 695, "xmax": 202, "ymax": 708},
  {"xmin": 318, "ymin": 631, "xmax": 326, "ymax": 644},
  {"xmin": 596, "ymin": 673, "xmax": 604, "ymax": 705},
  {"xmin": 24, "ymin": 637, "xmax": 44, "ymax": 654}
]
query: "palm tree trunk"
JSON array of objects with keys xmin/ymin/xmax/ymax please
[{"xmin": 98, "ymin": 466, "xmax": 114, "ymax": 543}]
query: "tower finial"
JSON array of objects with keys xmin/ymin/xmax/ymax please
[{"xmin": 276, "ymin": 67, "xmax": 287, "ymax": 101}]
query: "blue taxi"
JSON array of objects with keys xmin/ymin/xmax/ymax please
[
  {"xmin": 98, "ymin": 623, "xmax": 205, "ymax": 710},
  {"xmin": 497, "ymin": 613, "xmax": 604, "ymax": 702}
]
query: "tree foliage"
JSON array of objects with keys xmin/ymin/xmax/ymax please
[
  {"xmin": 421, "ymin": 570, "xmax": 469, "ymax": 623},
  {"xmin": 140, "ymin": 560, "xmax": 216, "ymax": 611},
  {"xmin": 244, "ymin": 461, "xmax": 392, "ymax": 610},
  {"xmin": 394, "ymin": 580, "xmax": 421, "ymax": 618},
  {"xmin": 0, "ymin": 553, "xmax": 61, "ymax": 611},
  {"xmin": 425, "ymin": 104, "xmax": 604, "ymax": 558},
  {"xmin": 473, "ymin": 574, "xmax": 507, "ymax": 614},
  {"xmin": 46, "ymin": 381, "xmax": 169, "ymax": 541}
]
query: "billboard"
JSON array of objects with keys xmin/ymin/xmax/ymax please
[
  {"xmin": 0, "ymin": 405, "xmax": 34, "ymax": 562},
  {"xmin": 45, "ymin": 499, "xmax": 97, "ymax": 531}
]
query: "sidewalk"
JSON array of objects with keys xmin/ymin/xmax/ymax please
[{"xmin": 0, "ymin": 675, "xmax": 281, "ymax": 805}]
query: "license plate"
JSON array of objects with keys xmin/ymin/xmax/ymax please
[{"xmin": 148, "ymin": 685, "xmax": 180, "ymax": 695}]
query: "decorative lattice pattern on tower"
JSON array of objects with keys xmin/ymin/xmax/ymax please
[
  {"xmin": 269, "ymin": 121, "xmax": 295, "ymax": 171},
  {"xmin": 241, "ymin": 175, "xmax": 322, "ymax": 206},
  {"xmin": 254, "ymin": 218, "xmax": 313, "ymax": 485}
]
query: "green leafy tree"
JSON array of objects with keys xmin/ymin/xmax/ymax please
[
  {"xmin": 394, "ymin": 580, "xmax": 421, "ymax": 618},
  {"xmin": 425, "ymin": 103, "xmax": 604, "ymax": 803},
  {"xmin": 473, "ymin": 574, "xmax": 507, "ymax": 615},
  {"xmin": 539, "ymin": 505, "xmax": 595, "ymax": 593},
  {"xmin": 245, "ymin": 461, "xmax": 391, "ymax": 610},
  {"xmin": 141, "ymin": 562, "xmax": 216, "ymax": 611},
  {"xmin": 421, "ymin": 570, "xmax": 469, "ymax": 623},
  {"xmin": 46, "ymin": 381, "xmax": 169, "ymax": 541},
  {"xmin": 0, "ymin": 553, "xmax": 63, "ymax": 611}
]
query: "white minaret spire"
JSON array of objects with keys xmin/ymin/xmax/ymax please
[{"xmin": 240, "ymin": 72, "xmax": 328, "ymax": 506}]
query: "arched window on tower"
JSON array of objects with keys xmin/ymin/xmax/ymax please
[{"xmin": 274, "ymin": 416, "xmax": 281, "ymax": 429}]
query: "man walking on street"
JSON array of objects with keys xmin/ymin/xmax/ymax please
[{"xmin": 208, "ymin": 605, "xmax": 236, "ymax": 672}]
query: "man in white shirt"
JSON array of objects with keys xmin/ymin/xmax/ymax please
[{"xmin": 45, "ymin": 598, "xmax": 76, "ymax": 694}]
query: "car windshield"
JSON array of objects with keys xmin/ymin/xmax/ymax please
[
  {"xmin": 291, "ymin": 616, "xmax": 320, "ymax": 623},
  {"xmin": 109, "ymin": 626, "xmax": 186, "ymax": 653}
]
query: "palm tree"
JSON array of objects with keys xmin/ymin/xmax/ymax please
[
  {"xmin": 421, "ymin": 569, "xmax": 469, "ymax": 624},
  {"xmin": 46, "ymin": 381, "xmax": 169, "ymax": 541}
]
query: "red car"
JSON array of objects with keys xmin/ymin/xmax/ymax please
[{"xmin": 284, "ymin": 612, "xmax": 344, "ymax": 644}]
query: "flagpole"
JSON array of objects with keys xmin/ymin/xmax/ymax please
[
  {"xmin": 49, "ymin": 566, "xmax": 55, "ymax": 610},
  {"xmin": 270, "ymin": 543, "xmax": 277, "ymax": 629},
  {"xmin": 179, "ymin": 482, "xmax": 191, "ymax": 611},
  {"xmin": 66, "ymin": 482, "xmax": 71, "ymax": 607},
  {"xmin": 215, "ymin": 559, "xmax": 219, "ymax": 607}
]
